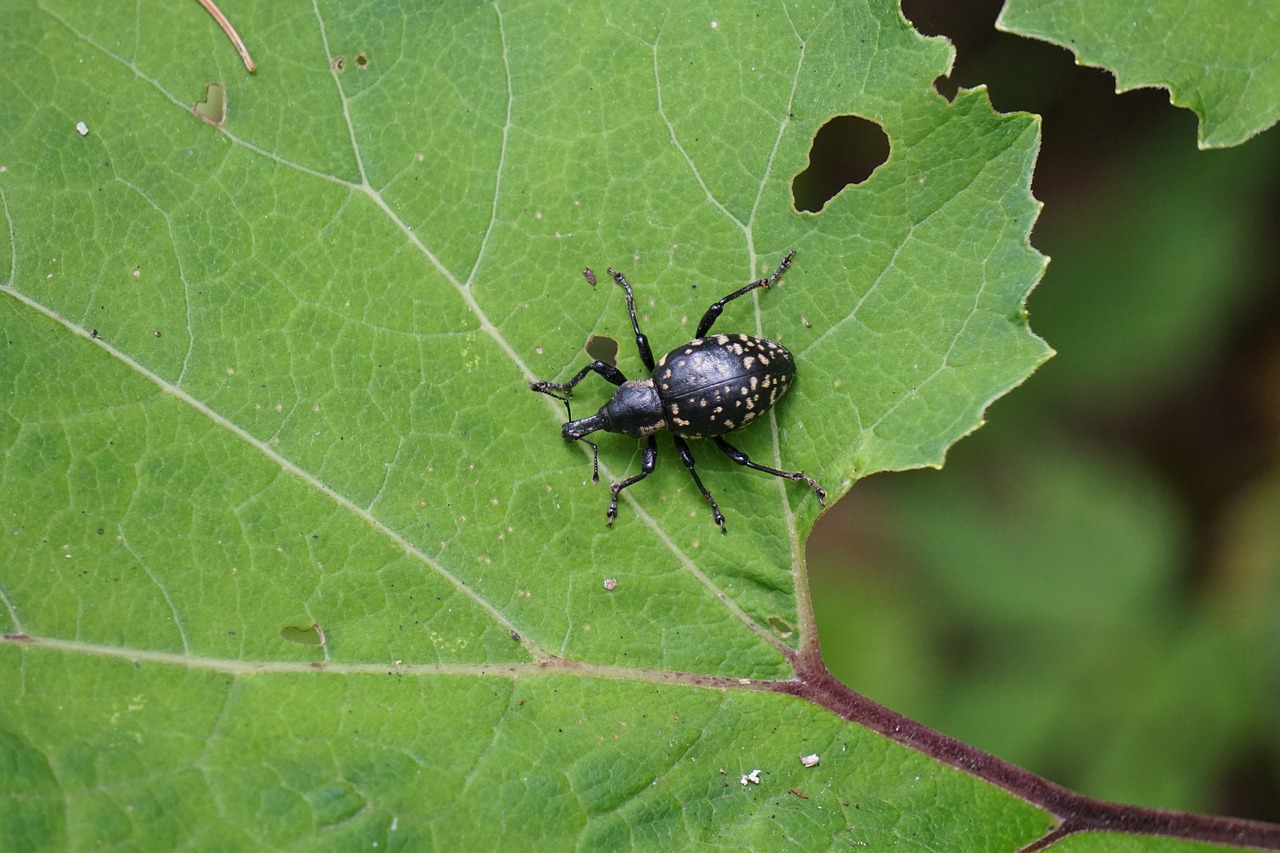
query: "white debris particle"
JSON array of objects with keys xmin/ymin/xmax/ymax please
[
  {"xmin": 603, "ymin": 578, "xmax": 618, "ymax": 591},
  {"xmin": 75, "ymin": 121, "xmax": 89, "ymax": 136},
  {"xmin": 800, "ymin": 754, "xmax": 820, "ymax": 768},
  {"xmin": 740, "ymin": 769, "xmax": 762, "ymax": 786}
]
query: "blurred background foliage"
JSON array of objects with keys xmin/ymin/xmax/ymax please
[{"xmin": 805, "ymin": 0, "xmax": 1280, "ymax": 824}]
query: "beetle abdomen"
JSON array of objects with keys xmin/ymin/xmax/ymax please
[{"xmin": 653, "ymin": 334, "xmax": 795, "ymax": 438}]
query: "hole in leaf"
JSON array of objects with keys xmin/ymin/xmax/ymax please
[
  {"xmin": 280, "ymin": 623, "xmax": 326, "ymax": 647},
  {"xmin": 355, "ymin": 52, "xmax": 369, "ymax": 69},
  {"xmin": 792, "ymin": 115, "xmax": 889, "ymax": 213},
  {"xmin": 586, "ymin": 335, "xmax": 619, "ymax": 366},
  {"xmin": 192, "ymin": 82, "xmax": 227, "ymax": 128},
  {"xmin": 332, "ymin": 55, "xmax": 347, "ymax": 73}
]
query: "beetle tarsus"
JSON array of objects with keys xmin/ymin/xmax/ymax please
[{"xmin": 713, "ymin": 508, "xmax": 726, "ymax": 534}]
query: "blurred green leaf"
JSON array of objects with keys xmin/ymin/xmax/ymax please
[
  {"xmin": 815, "ymin": 430, "xmax": 1274, "ymax": 814},
  {"xmin": 1024, "ymin": 130, "xmax": 1279, "ymax": 406},
  {"xmin": 0, "ymin": 0, "xmax": 1061, "ymax": 846},
  {"xmin": 997, "ymin": 0, "xmax": 1280, "ymax": 147}
]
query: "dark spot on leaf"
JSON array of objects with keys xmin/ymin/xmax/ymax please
[
  {"xmin": 332, "ymin": 55, "xmax": 346, "ymax": 73},
  {"xmin": 355, "ymin": 52, "xmax": 369, "ymax": 69},
  {"xmin": 792, "ymin": 114, "xmax": 889, "ymax": 213}
]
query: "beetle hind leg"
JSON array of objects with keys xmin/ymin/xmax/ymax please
[{"xmin": 712, "ymin": 436, "xmax": 826, "ymax": 505}]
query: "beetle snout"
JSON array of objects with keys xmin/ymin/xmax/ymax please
[{"xmin": 563, "ymin": 412, "xmax": 607, "ymax": 442}]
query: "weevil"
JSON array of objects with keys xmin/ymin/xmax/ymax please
[{"xmin": 531, "ymin": 251, "xmax": 825, "ymax": 532}]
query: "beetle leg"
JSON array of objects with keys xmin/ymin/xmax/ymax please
[
  {"xmin": 712, "ymin": 436, "xmax": 826, "ymax": 505},
  {"xmin": 607, "ymin": 434, "xmax": 658, "ymax": 525},
  {"xmin": 530, "ymin": 360, "xmax": 628, "ymax": 400},
  {"xmin": 531, "ymin": 363, "xmax": 624, "ymax": 484},
  {"xmin": 694, "ymin": 250, "xmax": 795, "ymax": 338},
  {"xmin": 607, "ymin": 267, "xmax": 656, "ymax": 372},
  {"xmin": 533, "ymin": 365, "xmax": 621, "ymax": 481},
  {"xmin": 673, "ymin": 436, "xmax": 726, "ymax": 533},
  {"xmin": 530, "ymin": 360, "xmax": 628, "ymax": 421}
]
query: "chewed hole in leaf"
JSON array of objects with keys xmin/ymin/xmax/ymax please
[
  {"xmin": 585, "ymin": 335, "xmax": 619, "ymax": 366},
  {"xmin": 192, "ymin": 82, "xmax": 227, "ymax": 128},
  {"xmin": 792, "ymin": 114, "xmax": 890, "ymax": 213},
  {"xmin": 767, "ymin": 615, "xmax": 794, "ymax": 639},
  {"xmin": 280, "ymin": 623, "xmax": 326, "ymax": 647}
]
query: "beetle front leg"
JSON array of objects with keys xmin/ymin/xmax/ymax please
[
  {"xmin": 607, "ymin": 434, "xmax": 658, "ymax": 526},
  {"xmin": 530, "ymin": 360, "xmax": 628, "ymax": 403},
  {"xmin": 712, "ymin": 436, "xmax": 826, "ymax": 505},
  {"xmin": 531, "ymin": 362, "xmax": 627, "ymax": 484},
  {"xmin": 673, "ymin": 436, "xmax": 726, "ymax": 533}
]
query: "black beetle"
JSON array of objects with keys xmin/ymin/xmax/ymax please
[{"xmin": 531, "ymin": 251, "xmax": 825, "ymax": 532}]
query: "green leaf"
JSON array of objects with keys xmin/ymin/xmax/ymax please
[
  {"xmin": 0, "ymin": 0, "xmax": 1140, "ymax": 847},
  {"xmin": 997, "ymin": 0, "xmax": 1280, "ymax": 148}
]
